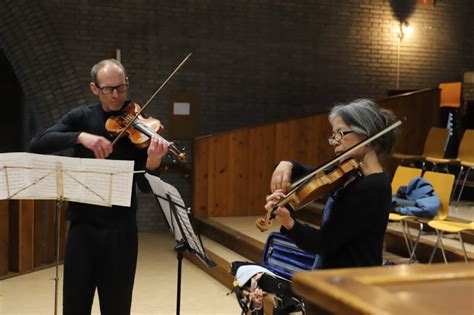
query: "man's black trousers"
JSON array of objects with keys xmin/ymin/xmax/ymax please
[{"xmin": 62, "ymin": 219, "xmax": 138, "ymax": 315}]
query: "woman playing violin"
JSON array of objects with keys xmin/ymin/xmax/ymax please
[
  {"xmin": 29, "ymin": 59, "xmax": 168, "ymax": 315},
  {"xmin": 266, "ymin": 99, "xmax": 399, "ymax": 269}
]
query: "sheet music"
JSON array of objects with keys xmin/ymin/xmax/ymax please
[
  {"xmin": 79, "ymin": 158, "xmax": 134, "ymax": 207},
  {"xmin": 145, "ymin": 173, "xmax": 183, "ymax": 240},
  {"xmin": 30, "ymin": 154, "xmax": 79, "ymax": 199},
  {"xmin": 173, "ymin": 203, "xmax": 206, "ymax": 260},
  {"xmin": 145, "ymin": 173, "xmax": 214, "ymax": 267},
  {"xmin": 0, "ymin": 152, "xmax": 134, "ymax": 207}
]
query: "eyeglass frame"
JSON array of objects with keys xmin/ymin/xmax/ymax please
[
  {"xmin": 95, "ymin": 83, "xmax": 129, "ymax": 95},
  {"xmin": 328, "ymin": 130, "xmax": 355, "ymax": 144}
]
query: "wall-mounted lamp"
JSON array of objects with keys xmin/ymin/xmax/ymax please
[
  {"xmin": 398, "ymin": 21, "xmax": 413, "ymax": 41},
  {"xmin": 396, "ymin": 21, "xmax": 414, "ymax": 89}
]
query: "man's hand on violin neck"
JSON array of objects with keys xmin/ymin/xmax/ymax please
[
  {"xmin": 146, "ymin": 136, "xmax": 169, "ymax": 170},
  {"xmin": 77, "ymin": 132, "xmax": 113, "ymax": 159}
]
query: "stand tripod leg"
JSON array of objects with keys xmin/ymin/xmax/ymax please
[
  {"xmin": 175, "ymin": 241, "xmax": 187, "ymax": 315},
  {"xmin": 176, "ymin": 250, "xmax": 182, "ymax": 315}
]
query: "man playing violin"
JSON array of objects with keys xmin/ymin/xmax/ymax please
[
  {"xmin": 29, "ymin": 59, "xmax": 168, "ymax": 315},
  {"xmin": 265, "ymin": 99, "xmax": 399, "ymax": 269}
]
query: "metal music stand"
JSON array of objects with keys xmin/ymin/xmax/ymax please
[
  {"xmin": 145, "ymin": 174, "xmax": 215, "ymax": 315},
  {"xmin": 0, "ymin": 152, "xmax": 135, "ymax": 315}
]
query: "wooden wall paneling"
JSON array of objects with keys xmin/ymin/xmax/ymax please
[
  {"xmin": 0, "ymin": 200, "xmax": 8, "ymax": 275},
  {"xmin": 274, "ymin": 121, "xmax": 290, "ymax": 162},
  {"xmin": 33, "ymin": 200, "xmax": 43, "ymax": 267},
  {"xmin": 59, "ymin": 202, "xmax": 69, "ymax": 260},
  {"xmin": 34, "ymin": 199, "xmax": 55, "ymax": 267},
  {"xmin": 211, "ymin": 135, "xmax": 230, "ymax": 217},
  {"xmin": 260, "ymin": 125, "xmax": 277, "ymax": 215},
  {"xmin": 379, "ymin": 88, "xmax": 440, "ymax": 175},
  {"xmin": 205, "ymin": 137, "xmax": 217, "ymax": 217},
  {"xmin": 33, "ymin": 200, "xmax": 68, "ymax": 266},
  {"xmin": 246, "ymin": 125, "xmax": 275, "ymax": 217},
  {"xmin": 8, "ymin": 200, "xmax": 19, "ymax": 270},
  {"xmin": 295, "ymin": 116, "xmax": 315, "ymax": 163},
  {"xmin": 244, "ymin": 128, "xmax": 256, "ymax": 215},
  {"xmin": 193, "ymin": 137, "xmax": 209, "ymax": 218},
  {"xmin": 379, "ymin": 88, "xmax": 439, "ymax": 155},
  {"xmin": 8, "ymin": 200, "xmax": 34, "ymax": 272},
  {"xmin": 285, "ymin": 120, "xmax": 298, "ymax": 162},
  {"xmin": 192, "ymin": 89, "xmax": 440, "ymax": 218},
  {"xmin": 314, "ymin": 115, "xmax": 334, "ymax": 164},
  {"xmin": 223, "ymin": 133, "xmax": 235, "ymax": 216},
  {"xmin": 228, "ymin": 129, "xmax": 246, "ymax": 216}
]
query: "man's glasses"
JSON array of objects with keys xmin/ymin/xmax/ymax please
[
  {"xmin": 328, "ymin": 130, "xmax": 354, "ymax": 144},
  {"xmin": 96, "ymin": 84, "xmax": 129, "ymax": 95}
]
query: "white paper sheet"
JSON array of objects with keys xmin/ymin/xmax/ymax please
[{"xmin": 0, "ymin": 152, "xmax": 135, "ymax": 207}]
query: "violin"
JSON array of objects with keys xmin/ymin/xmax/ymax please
[
  {"xmin": 255, "ymin": 120, "xmax": 402, "ymax": 232},
  {"xmin": 105, "ymin": 101, "xmax": 187, "ymax": 162},
  {"xmin": 104, "ymin": 53, "xmax": 192, "ymax": 163},
  {"xmin": 255, "ymin": 158, "xmax": 359, "ymax": 232}
]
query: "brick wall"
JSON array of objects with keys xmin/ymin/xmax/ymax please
[{"xmin": 1, "ymin": 0, "xmax": 473, "ymax": 230}]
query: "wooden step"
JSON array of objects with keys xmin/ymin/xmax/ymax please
[
  {"xmin": 196, "ymin": 208, "xmax": 473, "ymax": 265},
  {"xmin": 295, "ymin": 203, "xmax": 474, "ymax": 263},
  {"xmin": 196, "ymin": 217, "xmax": 266, "ymax": 264},
  {"xmin": 184, "ymin": 235, "xmax": 251, "ymax": 290},
  {"xmin": 191, "ymin": 216, "xmax": 411, "ymax": 275},
  {"xmin": 187, "ymin": 215, "xmax": 457, "ymax": 297}
]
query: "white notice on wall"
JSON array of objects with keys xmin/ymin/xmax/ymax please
[{"xmin": 173, "ymin": 102, "xmax": 190, "ymax": 115}]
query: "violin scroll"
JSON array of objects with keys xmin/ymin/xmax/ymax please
[{"xmin": 255, "ymin": 205, "xmax": 276, "ymax": 232}]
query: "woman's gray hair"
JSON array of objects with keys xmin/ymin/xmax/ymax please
[
  {"xmin": 90, "ymin": 59, "xmax": 127, "ymax": 84},
  {"xmin": 329, "ymin": 99, "xmax": 399, "ymax": 156}
]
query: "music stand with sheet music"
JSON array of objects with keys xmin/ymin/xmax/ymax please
[
  {"xmin": 145, "ymin": 173, "xmax": 215, "ymax": 315},
  {"xmin": 0, "ymin": 152, "xmax": 136, "ymax": 315}
]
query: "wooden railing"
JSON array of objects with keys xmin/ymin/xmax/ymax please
[
  {"xmin": 292, "ymin": 261, "xmax": 474, "ymax": 314},
  {"xmin": 193, "ymin": 88, "xmax": 440, "ymax": 218}
]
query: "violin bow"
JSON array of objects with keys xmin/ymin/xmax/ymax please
[
  {"xmin": 111, "ymin": 52, "xmax": 192, "ymax": 146},
  {"xmin": 281, "ymin": 119, "xmax": 403, "ymax": 204}
]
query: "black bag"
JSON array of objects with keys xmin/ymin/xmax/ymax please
[
  {"xmin": 263, "ymin": 232, "xmax": 318, "ymax": 279},
  {"xmin": 231, "ymin": 232, "xmax": 317, "ymax": 314}
]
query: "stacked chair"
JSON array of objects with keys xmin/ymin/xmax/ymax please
[
  {"xmin": 453, "ymin": 130, "xmax": 474, "ymax": 203},
  {"xmin": 425, "ymin": 129, "xmax": 474, "ymax": 205},
  {"xmin": 438, "ymin": 82, "xmax": 462, "ymax": 158},
  {"xmin": 392, "ymin": 127, "xmax": 449, "ymax": 170}
]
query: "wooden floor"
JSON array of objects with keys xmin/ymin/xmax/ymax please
[{"xmin": 0, "ymin": 231, "xmax": 241, "ymax": 315}]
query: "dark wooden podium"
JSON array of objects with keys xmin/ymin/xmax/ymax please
[{"xmin": 292, "ymin": 262, "xmax": 474, "ymax": 315}]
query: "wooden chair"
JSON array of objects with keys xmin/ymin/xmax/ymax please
[
  {"xmin": 388, "ymin": 166, "xmax": 423, "ymax": 260},
  {"xmin": 390, "ymin": 171, "xmax": 454, "ymax": 263},
  {"xmin": 392, "ymin": 127, "xmax": 449, "ymax": 169},
  {"xmin": 427, "ymin": 220, "xmax": 474, "ymax": 263},
  {"xmin": 438, "ymin": 82, "xmax": 462, "ymax": 160},
  {"xmin": 451, "ymin": 129, "xmax": 474, "ymax": 204},
  {"xmin": 425, "ymin": 129, "xmax": 474, "ymax": 204},
  {"xmin": 439, "ymin": 82, "xmax": 462, "ymax": 108}
]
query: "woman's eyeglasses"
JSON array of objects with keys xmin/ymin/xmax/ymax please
[{"xmin": 328, "ymin": 130, "xmax": 354, "ymax": 144}]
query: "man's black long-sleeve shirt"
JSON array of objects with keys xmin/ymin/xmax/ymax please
[
  {"xmin": 29, "ymin": 102, "xmax": 150, "ymax": 226},
  {"xmin": 281, "ymin": 161, "xmax": 392, "ymax": 269}
]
